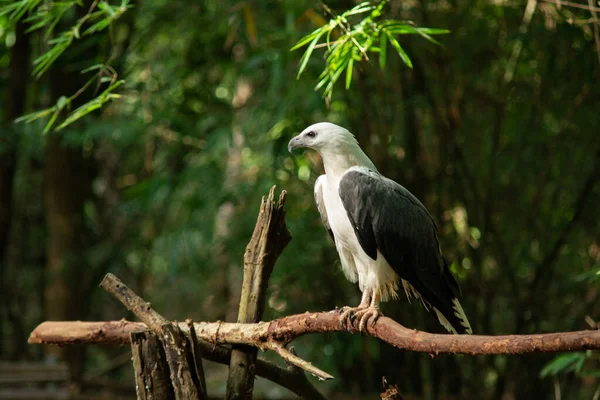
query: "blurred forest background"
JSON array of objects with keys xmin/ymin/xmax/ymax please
[{"xmin": 1, "ymin": 0, "xmax": 599, "ymax": 399}]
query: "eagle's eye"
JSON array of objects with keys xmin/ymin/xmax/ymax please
[{"xmin": 306, "ymin": 131, "xmax": 316, "ymax": 138}]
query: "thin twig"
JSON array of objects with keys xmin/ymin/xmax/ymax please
[
  {"xmin": 539, "ymin": 0, "xmax": 600, "ymax": 13},
  {"xmin": 587, "ymin": 0, "xmax": 600, "ymax": 65},
  {"xmin": 504, "ymin": 0, "xmax": 538, "ymax": 84},
  {"xmin": 75, "ymin": 0, "xmax": 100, "ymax": 32},
  {"xmin": 268, "ymin": 343, "xmax": 334, "ymax": 380},
  {"xmin": 99, "ymin": 273, "xmax": 168, "ymax": 331},
  {"xmin": 321, "ymin": 2, "xmax": 370, "ymax": 61}
]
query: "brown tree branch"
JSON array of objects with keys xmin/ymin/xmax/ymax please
[
  {"xmin": 29, "ymin": 312, "xmax": 600, "ymax": 357},
  {"xmin": 99, "ymin": 274, "xmax": 168, "ymax": 331}
]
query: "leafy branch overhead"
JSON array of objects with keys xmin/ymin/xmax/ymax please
[
  {"xmin": 0, "ymin": 0, "xmax": 130, "ymax": 133},
  {"xmin": 292, "ymin": 1, "xmax": 449, "ymax": 100}
]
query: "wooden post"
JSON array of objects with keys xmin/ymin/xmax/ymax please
[
  {"xmin": 131, "ymin": 331, "xmax": 174, "ymax": 399},
  {"xmin": 226, "ymin": 186, "xmax": 292, "ymax": 399},
  {"xmin": 160, "ymin": 324, "xmax": 206, "ymax": 399}
]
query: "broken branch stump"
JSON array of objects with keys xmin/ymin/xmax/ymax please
[{"xmin": 227, "ymin": 186, "xmax": 292, "ymax": 400}]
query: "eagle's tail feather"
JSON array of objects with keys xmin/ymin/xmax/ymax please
[
  {"xmin": 401, "ymin": 278, "xmax": 472, "ymax": 334},
  {"xmin": 434, "ymin": 298, "xmax": 472, "ymax": 335},
  {"xmin": 451, "ymin": 297, "xmax": 473, "ymax": 334},
  {"xmin": 433, "ymin": 307, "xmax": 458, "ymax": 334}
]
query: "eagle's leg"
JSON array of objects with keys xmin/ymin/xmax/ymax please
[
  {"xmin": 352, "ymin": 291, "xmax": 382, "ymax": 332},
  {"xmin": 338, "ymin": 289, "xmax": 371, "ymax": 330}
]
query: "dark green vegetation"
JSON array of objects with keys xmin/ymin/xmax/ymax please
[{"xmin": 1, "ymin": 0, "xmax": 599, "ymax": 398}]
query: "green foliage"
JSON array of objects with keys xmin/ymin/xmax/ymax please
[
  {"xmin": 1, "ymin": 0, "xmax": 600, "ymax": 398},
  {"xmin": 292, "ymin": 0, "xmax": 449, "ymax": 100},
  {"xmin": 0, "ymin": 0, "xmax": 130, "ymax": 131},
  {"xmin": 541, "ymin": 352, "xmax": 591, "ymax": 378},
  {"xmin": 16, "ymin": 68, "xmax": 123, "ymax": 133},
  {"xmin": 541, "ymin": 351, "xmax": 600, "ymax": 397}
]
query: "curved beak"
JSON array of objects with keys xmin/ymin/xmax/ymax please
[{"xmin": 288, "ymin": 135, "xmax": 304, "ymax": 153}]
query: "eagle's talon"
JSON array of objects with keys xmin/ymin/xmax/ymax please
[
  {"xmin": 353, "ymin": 307, "xmax": 381, "ymax": 332},
  {"xmin": 338, "ymin": 305, "xmax": 368, "ymax": 330}
]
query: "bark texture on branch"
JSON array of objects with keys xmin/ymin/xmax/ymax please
[
  {"xmin": 188, "ymin": 312, "xmax": 600, "ymax": 356},
  {"xmin": 227, "ymin": 186, "xmax": 292, "ymax": 399},
  {"xmin": 29, "ymin": 311, "xmax": 600, "ymax": 355},
  {"xmin": 160, "ymin": 323, "xmax": 206, "ymax": 399},
  {"xmin": 28, "ymin": 319, "xmax": 145, "ymax": 345},
  {"xmin": 100, "ymin": 274, "xmax": 168, "ymax": 331}
]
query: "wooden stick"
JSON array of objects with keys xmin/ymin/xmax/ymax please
[
  {"xmin": 227, "ymin": 186, "xmax": 292, "ymax": 399},
  {"xmin": 130, "ymin": 331, "xmax": 174, "ymax": 400},
  {"xmin": 186, "ymin": 319, "xmax": 207, "ymax": 398},
  {"xmin": 99, "ymin": 274, "xmax": 168, "ymax": 331},
  {"xmin": 267, "ymin": 343, "xmax": 333, "ymax": 380}
]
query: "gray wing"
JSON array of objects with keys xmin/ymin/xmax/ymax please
[
  {"xmin": 338, "ymin": 168, "xmax": 468, "ymax": 333},
  {"xmin": 314, "ymin": 175, "xmax": 334, "ymax": 242}
]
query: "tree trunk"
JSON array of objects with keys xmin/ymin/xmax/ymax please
[
  {"xmin": 43, "ymin": 28, "xmax": 97, "ymax": 379},
  {"xmin": 0, "ymin": 20, "xmax": 30, "ymax": 360},
  {"xmin": 44, "ymin": 134, "xmax": 93, "ymax": 380}
]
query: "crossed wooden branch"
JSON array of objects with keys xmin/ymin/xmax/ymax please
[
  {"xmin": 30, "ymin": 274, "xmax": 600, "ymax": 381},
  {"xmin": 26, "ymin": 187, "xmax": 600, "ymax": 399}
]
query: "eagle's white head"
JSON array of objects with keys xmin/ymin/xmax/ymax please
[
  {"xmin": 288, "ymin": 122, "xmax": 377, "ymax": 178},
  {"xmin": 288, "ymin": 122, "xmax": 356, "ymax": 153}
]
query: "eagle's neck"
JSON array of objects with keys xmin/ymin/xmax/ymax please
[{"xmin": 320, "ymin": 143, "xmax": 377, "ymax": 184}]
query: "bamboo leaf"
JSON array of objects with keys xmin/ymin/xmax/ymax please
[
  {"xmin": 43, "ymin": 109, "xmax": 62, "ymax": 134},
  {"xmin": 415, "ymin": 28, "xmax": 444, "ymax": 45},
  {"xmin": 15, "ymin": 107, "xmax": 56, "ymax": 124},
  {"xmin": 291, "ymin": 26, "xmax": 325, "ymax": 51},
  {"xmin": 379, "ymin": 32, "xmax": 387, "ymax": 69},
  {"xmin": 541, "ymin": 353, "xmax": 587, "ymax": 378},
  {"xmin": 0, "ymin": 2, "xmax": 23, "ymax": 18},
  {"xmin": 296, "ymin": 31, "xmax": 324, "ymax": 78},
  {"xmin": 56, "ymin": 80, "xmax": 124, "ymax": 130},
  {"xmin": 418, "ymin": 27, "xmax": 451, "ymax": 35},
  {"xmin": 345, "ymin": 57, "xmax": 354, "ymax": 89},
  {"xmin": 386, "ymin": 31, "xmax": 412, "ymax": 68},
  {"xmin": 81, "ymin": 64, "xmax": 104, "ymax": 74},
  {"xmin": 343, "ymin": 2, "xmax": 375, "ymax": 17}
]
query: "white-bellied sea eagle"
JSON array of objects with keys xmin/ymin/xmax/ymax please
[{"xmin": 288, "ymin": 122, "xmax": 472, "ymax": 334}]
